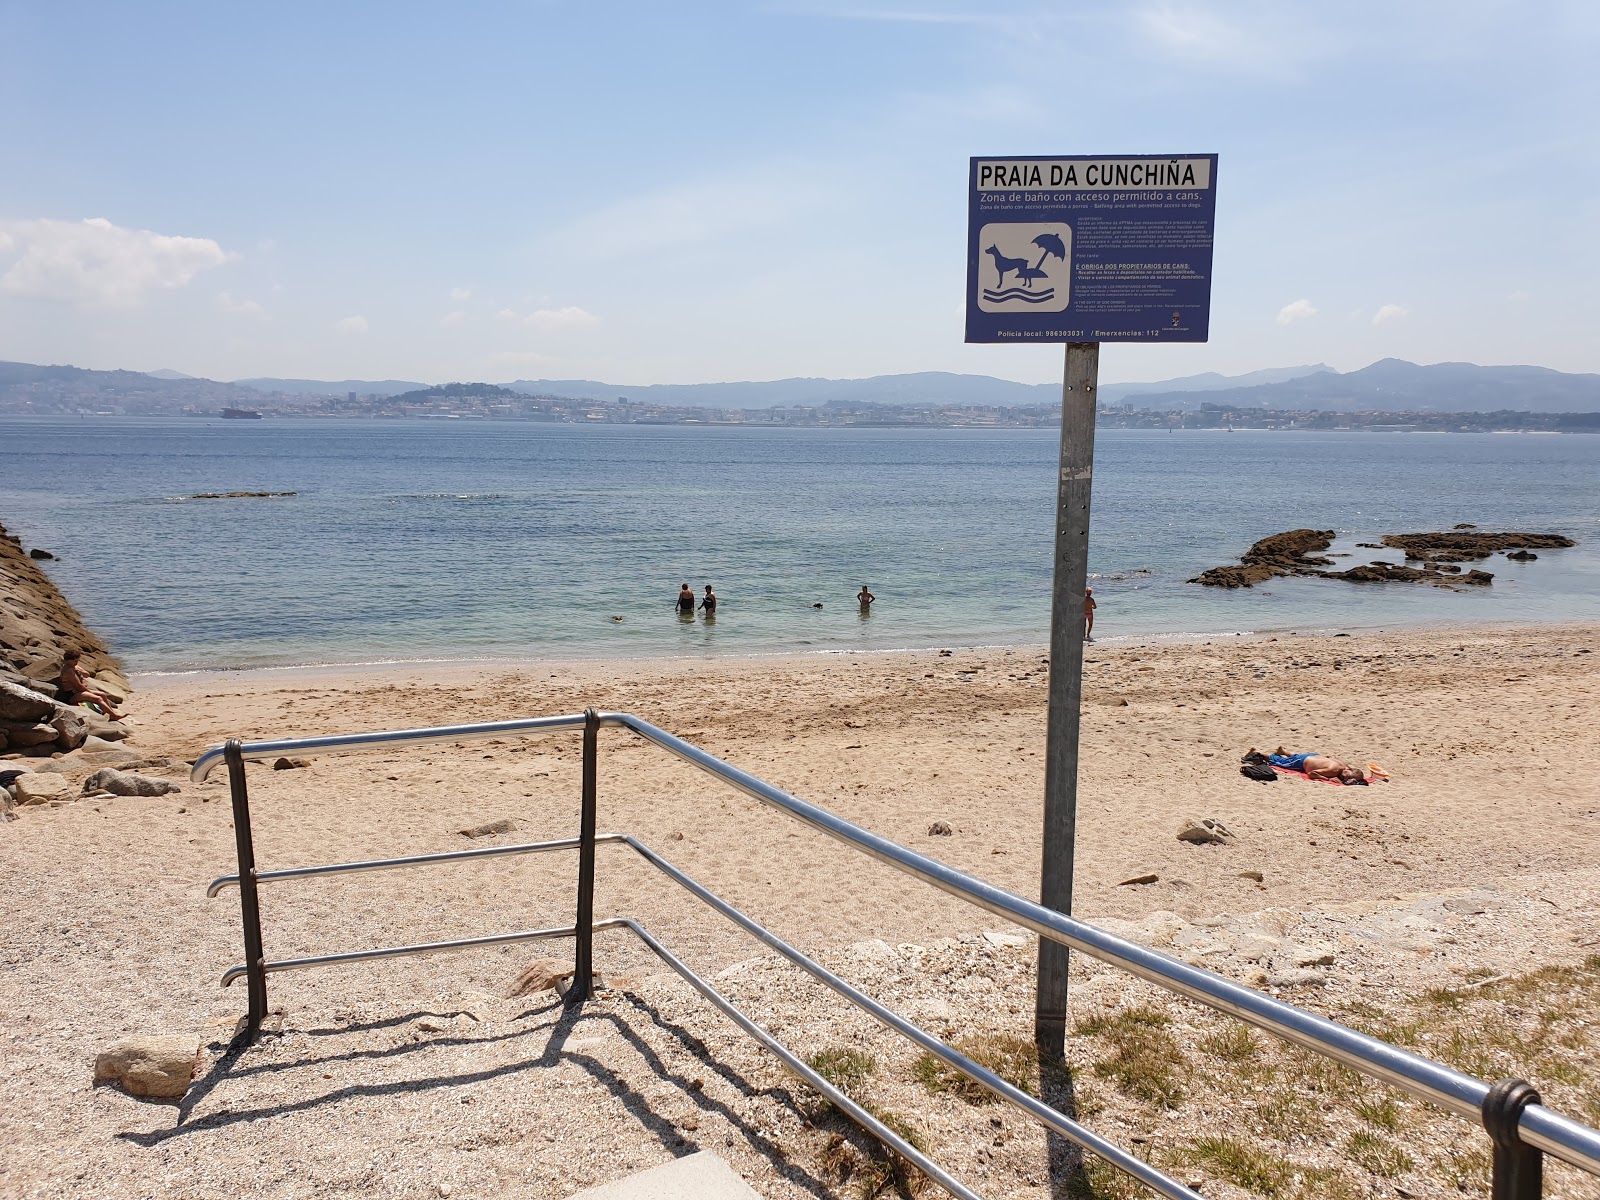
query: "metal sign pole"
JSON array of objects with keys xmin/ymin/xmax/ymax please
[{"xmin": 1035, "ymin": 340, "xmax": 1098, "ymax": 1061}]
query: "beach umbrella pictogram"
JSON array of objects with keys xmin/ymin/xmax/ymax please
[{"xmin": 1032, "ymin": 233, "xmax": 1067, "ymax": 271}]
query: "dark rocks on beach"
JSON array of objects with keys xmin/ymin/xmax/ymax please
[
  {"xmin": 1506, "ymin": 550, "xmax": 1538, "ymax": 561},
  {"xmin": 28, "ymin": 548, "xmax": 55, "ymax": 560},
  {"xmin": 928, "ymin": 821, "xmax": 954, "ymax": 836},
  {"xmin": 273, "ymin": 757, "xmax": 311, "ymax": 770},
  {"xmin": 1192, "ymin": 527, "xmax": 1571, "ymax": 590}
]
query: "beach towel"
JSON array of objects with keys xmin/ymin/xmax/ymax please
[{"xmin": 1270, "ymin": 766, "xmax": 1378, "ymax": 786}]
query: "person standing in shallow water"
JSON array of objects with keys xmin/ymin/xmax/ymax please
[
  {"xmin": 676, "ymin": 583, "xmax": 695, "ymax": 617},
  {"xmin": 857, "ymin": 584, "xmax": 876, "ymax": 611},
  {"xmin": 699, "ymin": 584, "xmax": 717, "ymax": 617}
]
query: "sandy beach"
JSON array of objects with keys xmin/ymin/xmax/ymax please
[{"xmin": 3, "ymin": 622, "xmax": 1598, "ymax": 1199}]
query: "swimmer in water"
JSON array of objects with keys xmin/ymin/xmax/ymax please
[
  {"xmin": 676, "ymin": 583, "xmax": 695, "ymax": 616},
  {"xmin": 857, "ymin": 584, "xmax": 875, "ymax": 610},
  {"xmin": 700, "ymin": 584, "xmax": 717, "ymax": 616}
]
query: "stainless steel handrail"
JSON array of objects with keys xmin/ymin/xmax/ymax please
[
  {"xmin": 615, "ymin": 835, "xmax": 1197, "ymax": 1199},
  {"xmin": 190, "ymin": 712, "xmax": 590, "ymax": 782},
  {"xmin": 611, "ymin": 917, "xmax": 983, "ymax": 1200},
  {"xmin": 221, "ymin": 923, "xmax": 581, "ymax": 987},
  {"xmin": 193, "ymin": 712, "xmax": 1600, "ymax": 1177},
  {"xmin": 206, "ymin": 835, "xmax": 624, "ymax": 896}
]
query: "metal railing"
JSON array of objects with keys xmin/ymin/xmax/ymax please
[{"xmin": 194, "ymin": 711, "xmax": 1600, "ymax": 1200}]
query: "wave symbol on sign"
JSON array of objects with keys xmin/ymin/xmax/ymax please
[{"xmin": 982, "ymin": 287, "xmax": 1057, "ymax": 304}]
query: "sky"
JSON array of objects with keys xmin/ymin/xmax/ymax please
[{"xmin": 1, "ymin": 0, "xmax": 1597, "ymax": 387}]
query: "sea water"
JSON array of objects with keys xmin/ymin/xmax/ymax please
[{"xmin": 1, "ymin": 417, "xmax": 1595, "ymax": 672}]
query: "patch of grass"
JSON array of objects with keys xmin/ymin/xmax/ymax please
[
  {"xmin": 1283, "ymin": 1047, "xmax": 1362, "ymax": 1101},
  {"xmin": 1582, "ymin": 1089, "xmax": 1600, "ymax": 1126},
  {"xmin": 1435, "ymin": 1145, "xmax": 1490, "ymax": 1195},
  {"xmin": 1351, "ymin": 1095, "xmax": 1403, "ymax": 1132},
  {"xmin": 1198, "ymin": 1024, "xmax": 1259, "ymax": 1062},
  {"xmin": 807, "ymin": 1046, "xmax": 876, "ymax": 1094},
  {"xmin": 910, "ymin": 1032, "xmax": 1056, "ymax": 1105},
  {"xmin": 1182, "ymin": 1135, "xmax": 1297, "ymax": 1197},
  {"xmin": 1419, "ymin": 985, "xmax": 1465, "ymax": 1009},
  {"xmin": 1539, "ymin": 1056, "xmax": 1584, "ymax": 1087},
  {"xmin": 817, "ymin": 1102, "xmax": 930, "ymax": 1199},
  {"xmin": 1076, "ymin": 1007, "xmax": 1187, "ymax": 1108},
  {"xmin": 856, "ymin": 1101, "xmax": 930, "ymax": 1199},
  {"xmin": 1346, "ymin": 1129, "xmax": 1413, "ymax": 1178},
  {"xmin": 1250, "ymin": 1090, "xmax": 1329, "ymax": 1142},
  {"xmin": 1063, "ymin": 1156, "xmax": 1151, "ymax": 1200}
]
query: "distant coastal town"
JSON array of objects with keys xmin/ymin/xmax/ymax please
[
  {"xmin": 11, "ymin": 383, "xmax": 1598, "ymax": 434},
  {"xmin": 2, "ymin": 361, "xmax": 1596, "ymax": 433}
]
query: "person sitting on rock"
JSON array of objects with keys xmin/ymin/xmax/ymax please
[
  {"xmin": 57, "ymin": 650, "xmax": 126, "ymax": 721},
  {"xmin": 1245, "ymin": 746, "xmax": 1366, "ymax": 785}
]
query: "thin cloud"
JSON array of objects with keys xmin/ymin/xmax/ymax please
[
  {"xmin": 1133, "ymin": 2, "xmax": 1328, "ymax": 75},
  {"xmin": 0, "ymin": 216, "xmax": 228, "ymax": 309},
  {"xmin": 449, "ymin": 286, "xmax": 471, "ymax": 301},
  {"xmin": 1372, "ymin": 303, "xmax": 1408, "ymax": 325},
  {"xmin": 440, "ymin": 310, "xmax": 467, "ymax": 327},
  {"xmin": 334, "ymin": 315, "xmax": 369, "ymax": 335},
  {"xmin": 543, "ymin": 159, "xmax": 838, "ymax": 261},
  {"xmin": 1276, "ymin": 298, "xmax": 1317, "ymax": 325},
  {"xmin": 527, "ymin": 306, "xmax": 598, "ymax": 330},
  {"xmin": 216, "ymin": 291, "xmax": 269, "ymax": 319},
  {"xmin": 495, "ymin": 305, "xmax": 599, "ymax": 329}
]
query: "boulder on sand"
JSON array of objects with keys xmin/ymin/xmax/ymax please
[
  {"xmin": 15, "ymin": 773, "xmax": 73, "ymax": 805},
  {"xmin": 81, "ymin": 769, "xmax": 181, "ymax": 797},
  {"xmin": 1177, "ymin": 817, "xmax": 1236, "ymax": 845},
  {"xmin": 0, "ymin": 720, "xmax": 59, "ymax": 748},
  {"xmin": 0, "ymin": 679, "xmax": 56, "ymax": 724},
  {"xmin": 94, "ymin": 1036, "xmax": 200, "ymax": 1099}
]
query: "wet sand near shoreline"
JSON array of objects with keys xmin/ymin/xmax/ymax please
[{"xmin": 2, "ymin": 623, "xmax": 1597, "ymax": 1198}]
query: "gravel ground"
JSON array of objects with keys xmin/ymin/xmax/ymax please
[{"xmin": 2, "ymin": 623, "xmax": 1597, "ymax": 1199}]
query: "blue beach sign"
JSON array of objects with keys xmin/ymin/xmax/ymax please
[{"xmin": 965, "ymin": 154, "xmax": 1218, "ymax": 343}]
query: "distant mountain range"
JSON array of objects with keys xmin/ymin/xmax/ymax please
[
  {"xmin": 235, "ymin": 376, "xmax": 429, "ymax": 396},
  {"xmin": 1128, "ymin": 359, "xmax": 1600, "ymax": 414},
  {"xmin": 3, "ymin": 358, "xmax": 1598, "ymax": 415},
  {"xmin": 496, "ymin": 365, "xmax": 1332, "ymax": 409}
]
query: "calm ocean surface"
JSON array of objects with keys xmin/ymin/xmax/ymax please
[{"xmin": 1, "ymin": 417, "xmax": 1595, "ymax": 673}]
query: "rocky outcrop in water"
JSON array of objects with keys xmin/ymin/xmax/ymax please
[
  {"xmin": 1379, "ymin": 531, "xmax": 1575, "ymax": 562},
  {"xmin": 1187, "ymin": 529, "xmax": 1337, "ymax": 588},
  {"xmin": 1191, "ymin": 528, "xmax": 1573, "ymax": 589}
]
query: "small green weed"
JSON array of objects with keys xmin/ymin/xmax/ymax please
[
  {"xmin": 1198, "ymin": 1024, "xmax": 1259, "ymax": 1062},
  {"xmin": 1351, "ymin": 1095, "xmax": 1403, "ymax": 1132},
  {"xmin": 1346, "ymin": 1129, "xmax": 1413, "ymax": 1178},
  {"xmin": 1183, "ymin": 1135, "xmax": 1297, "ymax": 1197}
]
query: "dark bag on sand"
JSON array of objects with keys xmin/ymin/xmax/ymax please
[{"xmin": 1240, "ymin": 763, "xmax": 1277, "ymax": 783}]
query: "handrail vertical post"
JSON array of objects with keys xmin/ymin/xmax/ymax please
[
  {"xmin": 1484, "ymin": 1078, "xmax": 1544, "ymax": 1200},
  {"xmin": 225, "ymin": 739, "xmax": 268, "ymax": 1040},
  {"xmin": 570, "ymin": 708, "xmax": 600, "ymax": 1003}
]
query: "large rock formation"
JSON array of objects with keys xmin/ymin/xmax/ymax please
[
  {"xmin": 1, "ymin": 521, "xmax": 129, "ymax": 755},
  {"xmin": 1, "ymin": 521, "xmax": 127, "ymax": 698}
]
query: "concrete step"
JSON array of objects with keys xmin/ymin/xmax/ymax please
[{"xmin": 564, "ymin": 1151, "xmax": 762, "ymax": 1200}]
